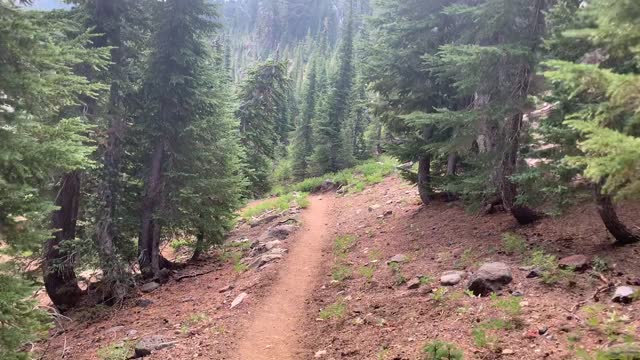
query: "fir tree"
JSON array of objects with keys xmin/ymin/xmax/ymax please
[
  {"xmin": 311, "ymin": 8, "xmax": 355, "ymax": 174},
  {"xmin": 0, "ymin": 2, "xmax": 109, "ymax": 356},
  {"xmin": 237, "ymin": 60, "xmax": 290, "ymax": 195},
  {"xmin": 291, "ymin": 56, "xmax": 319, "ymax": 179}
]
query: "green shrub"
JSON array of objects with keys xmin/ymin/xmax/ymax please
[
  {"xmin": 358, "ymin": 265, "xmax": 375, "ymax": 282},
  {"xmin": 97, "ymin": 341, "xmax": 135, "ymax": 360},
  {"xmin": 333, "ymin": 235, "xmax": 357, "ymax": 257},
  {"xmin": 422, "ymin": 340, "xmax": 464, "ymax": 360},
  {"xmin": 241, "ymin": 192, "xmax": 309, "ymax": 220},
  {"xmin": 530, "ymin": 250, "xmax": 575, "ymax": 285},
  {"xmin": 502, "ymin": 232, "xmax": 527, "ymax": 255},
  {"xmin": 332, "ymin": 264, "xmax": 352, "ymax": 282}
]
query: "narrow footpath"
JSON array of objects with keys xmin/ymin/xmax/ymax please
[{"xmin": 235, "ymin": 196, "xmax": 330, "ymax": 360}]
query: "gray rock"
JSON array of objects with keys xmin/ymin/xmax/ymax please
[
  {"xmin": 135, "ymin": 335, "xmax": 175, "ymax": 357},
  {"xmin": 136, "ymin": 299, "xmax": 153, "ymax": 308},
  {"xmin": 230, "ymin": 292, "xmax": 248, "ymax": 309},
  {"xmin": 267, "ymin": 224, "xmax": 297, "ymax": 240},
  {"xmin": 406, "ymin": 277, "xmax": 421, "ymax": 289},
  {"xmin": 269, "ymin": 247, "xmax": 288, "ymax": 255},
  {"xmin": 601, "ymin": 343, "xmax": 640, "ymax": 359},
  {"xmin": 386, "ymin": 254, "xmax": 407, "ymax": 264},
  {"xmin": 249, "ymin": 253, "xmax": 283, "ymax": 269},
  {"xmin": 468, "ymin": 262, "xmax": 513, "ymax": 296},
  {"xmin": 249, "ymin": 213, "xmax": 279, "ymax": 228},
  {"xmin": 140, "ymin": 281, "xmax": 160, "ymax": 293},
  {"xmin": 264, "ymin": 240, "xmax": 282, "ymax": 250},
  {"xmin": 526, "ymin": 268, "xmax": 542, "ymax": 278},
  {"xmin": 440, "ymin": 271, "xmax": 465, "ymax": 286},
  {"xmin": 612, "ymin": 286, "xmax": 636, "ymax": 304},
  {"xmin": 558, "ymin": 254, "xmax": 589, "ymax": 272},
  {"xmin": 320, "ymin": 179, "xmax": 336, "ymax": 192}
]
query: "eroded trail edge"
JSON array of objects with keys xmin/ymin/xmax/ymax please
[{"xmin": 235, "ymin": 196, "xmax": 330, "ymax": 360}]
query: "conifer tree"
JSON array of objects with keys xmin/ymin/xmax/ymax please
[
  {"xmin": 291, "ymin": 57, "xmax": 319, "ymax": 179},
  {"xmin": 311, "ymin": 8, "xmax": 355, "ymax": 174},
  {"xmin": 0, "ymin": 2, "xmax": 108, "ymax": 356},
  {"xmin": 543, "ymin": 0, "xmax": 640, "ymax": 244},
  {"xmin": 237, "ymin": 60, "xmax": 290, "ymax": 195},
  {"xmin": 138, "ymin": 0, "xmax": 226, "ymax": 278}
]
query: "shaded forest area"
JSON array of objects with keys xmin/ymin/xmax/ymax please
[{"xmin": 1, "ymin": 0, "xmax": 639, "ymax": 359}]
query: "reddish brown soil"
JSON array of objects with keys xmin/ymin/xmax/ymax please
[
  {"xmin": 301, "ymin": 176, "xmax": 640, "ymax": 359},
  {"xmin": 39, "ymin": 175, "xmax": 640, "ymax": 360}
]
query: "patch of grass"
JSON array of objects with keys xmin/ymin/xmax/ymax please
[
  {"xmin": 234, "ymin": 261, "xmax": 249, "ymax": 273},
  {"xmin": 419, "ymin": 275, "xmax": 433, "ymax": 285},
  {"xmin": 592, "ymin": 256, "xmax": 609, "ymax": 273},
  {"xmin": 491, "ymin": 293, "xmax": 522, "ymax": 317},
  {"xmin": 241, "ymin": 192, "xmax": 309, "ymax": 220},
  {"xmin": 358, "ymin": 265, "xmax": 375, "ymax": 282},
  {"xmin": 422, "ymin": 340, "xmax": 464, "ymax": 360},
  {"xmin": 334, "ymin": 235, "xmax": 357, "ymax": 257},
  {"xmin": 530, "ymin": 250, "xmax": 575, "ymax": 285},
  {"xmin": 169, "ymin": 238, "xmax": 192, "ymax": 251},
  {"xmin": 319, "ymin": 300, "xmax": 347, "ymax": 320},
  {"xmin": 582, "ymin": 304, "xmax": 636, "ymax": 343},
  {"xmin": 332, "ymin": 264, "xmax": 352, "ymax": 282},
  {"xmin": 502, "ymin": 232, "xmax": 527, "ymax": 255},
  {"xmin": 388, "ymin": 262, "xmax": 406, "ymax": 286},
  {"xmin": 368, "ymin": 248, "xmax": 382, "ymax": 262},
  {"xmin": 432, "ymin": 287, "xmax": 448, "ymax": 303},
  {"xmin": 97, "ymin": 341, "xmax": 135, "ymax": 360},
  {"xmin": 273, "ymin": 156, "xmax": 397, "ymax": 196},
  {"xmin": 472, "ymin": 326, "xmax": 496, "ymax": 349}
]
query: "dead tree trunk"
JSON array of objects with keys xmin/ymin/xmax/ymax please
[
  {"xmin": 447, "ymin": 153, "xmax": 458, "ymax": 176},
  {"xmin": 43, "ymin": 172, "xmax": 83, "ymax": 311},
  {"xmin": 139, "ymin": 141, "xmax": 165, "ymax": 279},
  {"xmin": 594, "ymin": 182, "xmax": 640, "ymax": 245}
]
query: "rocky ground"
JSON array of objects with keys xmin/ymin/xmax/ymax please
[{"xmin": 40, "ymin": 174, "xmax": 640, "ymax": 359}]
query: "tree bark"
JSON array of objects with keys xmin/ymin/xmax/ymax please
[
  {"xmin": 43, "ymin": 172, "xmax": 83, "ymax": 311},
  {"xmin": 446, "ymin": 153, "xmax": 458, "ymax": 176},
  {"xmin": 417, "ymin": 126, "xmax": 434, "ymax": 205},
  {"xmin": 191, "ymin": 231, "xmax": 205, "ymax": 262},
  {"xmin": 499, "ymin": 113, "xmax": 540, "ymax": 225},
  {"xmin": 139, "ymin": 141, "xmax": 165, "ymax": 279},
  {"xmin": 594, "ymin": 182, "xmax": 640, "ymax": 245}
]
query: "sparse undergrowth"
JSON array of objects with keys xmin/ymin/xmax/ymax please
[
  {"xmin": 422, "ymin": 340, "xmax": 464, "ymax": 360},
  {"xmin": 319, "ymin": 300, "xmax": 347, "ymax": 320},
  {"xmin": 271, "ymin": 156, "xmax": 397, "ymax": 196},
  {"xmin": 241, "ymin": 192, "xmax": 309, "ymax": 221},
  {"xmin": 97, "ymin": 341, "xmax": 135, "ymax": 360}
]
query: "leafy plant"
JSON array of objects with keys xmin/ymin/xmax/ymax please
[
  {"xmin": 592, "ymin": 257, "xmax": 609, "ymax": 273},
  {"xmin": 334, "ymin": 235, "xmax": 357, "ymax": 257},
  {"xmin": 358, "ymin": 265, "xmax": 375, "ymax": 282},
  {"xmin": 432, "ymin": 288, "xmax": 448, "ymax": 303},
  {"xmin": 388, "ymin": 262, "xmax": 406, "ymax": 285},
  {"xmin": 530, "ymin": 250, "xmax": 575, "ymax": 285},
  {"xmin": 422, "ymin": 340, "xmax": 464, "ymax": 360}
]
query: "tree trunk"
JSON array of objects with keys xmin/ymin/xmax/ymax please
[
  {"xmin": 499, "ymin": 113, "xmax": 540, "ymax": 225},
  {"xmin": 191, "ymin": 231, "xmax": 205, "ymax": 262},
  {"xmin": 446, "ymin": 153, "xmax": 458, "ymax": 176},
  {"xmin": 43, "ymin": 172, "xmax": 83, "ymax": 311},
  {"xmin": 417, "ymin": 154, "xmax": 432, "ymax": 205},
  {"xmin": 594, "ymin": 182, "xmax": 640, "ymax": 245},
  {"xmin": 139, "ymin": 141, "xmax": 165, "ymax": 279}
]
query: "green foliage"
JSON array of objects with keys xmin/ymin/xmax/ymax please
[
  {"xmin": 388, "ymin": 262, "xmax": 407, "ymax": 286},
  {"xmin": 502, "ymin": 233, "xmax": 527, "ymax": 255},
  {"xmin": 333, "ymin": 235, "xmax": 357, "ymax": 257},
  {"xmin": 319, "ymin": 300, "xmax": 347, "ymax": 320},
  {"xmin": 241, "ymin": 192, "xmax": 309, "ymax": 221},
  {"xmin": 530, "ymin": 250, "xmax": 575, "ymax": 285},
  {"xmin": 96, "ymin": 341, "xmax": 135, "ymax": 360},
  {"xmin": 331, "ymin": 264, "xmax": 352, "ymax": 282},
  {"xmin": 237, "ymin": 60, "xmax": 291, "ymax": 196},
  {"xmin": 358, "ymin": 265, "xmax": 376, "ymax": 282},
  {"xmin": 422, "ymin": 340, "xmax": 464, "ymax": 360}
]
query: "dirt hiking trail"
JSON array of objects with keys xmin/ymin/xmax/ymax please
[{"xmin": 235, "ymin": 196, "xmax": 330, "ymax": 360}]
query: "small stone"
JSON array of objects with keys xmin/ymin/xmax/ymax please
[
  {"xmin": 526, "ymin": 268, "xmax": 542, "ymax": 278},
  {"xmin": 314, "ymin": 350, "xmax": 328, "ymax": 358},
  {"xmin": 612, "ymin": 286, "xmax": 636, "ymax": 304},
  {"xmin": 502, "ymin": 349, "xmax": 515, "ymax": 355},
  {"xmin": 218, "ymin": 285, "xmax": 234, "ymax": 293},
  {"xmin": 126, "ymin": 330, "xmax": 138, "ymax": 338},
  {"xmin": 105, "ymin": 326, "xmax": 125, "ymax": 335},
  {"xmin": 386, "ymin": 254, "xmax": 407, "ymax": 264},
  {"xmin": 512, "ymin": 290, "xmax": 524, "ymax": 297},
  {"xmin": 538, "ymin": 325, "xmax": 548, "ymax": 335},
  {"xmin": 406, "ymin": 277, "xmax": 421, "ymax": 289},
  {"xmin": 230, "ymin": 292, "xmax": 248, "ymax": 309},
  {"xmin": 140, "ymin": 282, "xmax": 160, "ymax": 293},
  {"xmin": 383, "ymin": 210, "xmax": 393, "ymax": 217},
  {"xmin": 267, "ymin": 225, "xmax": 297, "ymax": 240},
  {"xmin": 558, "ymin": 254, "xmax": 589, "ymax": 272},
  {"xmin": 368, "ymin": 204, "xmax": 381, "ymax": 212},
  {"xmin": 264, "ymin": 240, "xmax": 282, "ymax": 250},
  {"xmin": 440, "ymin": 271, "xmax": 465, "ymax": 286}
]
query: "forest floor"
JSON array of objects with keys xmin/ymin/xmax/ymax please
[{"xmin": 41, "ymin": 174, "xmax": 640, "ymax": 360}]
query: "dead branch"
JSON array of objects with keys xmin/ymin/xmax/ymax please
[{"xmin": 175, "ymin": 268, "xmax": 217, "ymax": 282}]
